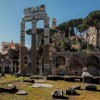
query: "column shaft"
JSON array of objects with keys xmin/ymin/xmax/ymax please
[
  {"xmin": 31, "ymin": 19, "xmax": 37, "ymax": 75},
  {"xmin": 43, "ymin": 17, "xmax": 50, "ymax": 75},
  {"xmin": 19, "ymin": 21, "xmax": 25, "ymax": 74}
]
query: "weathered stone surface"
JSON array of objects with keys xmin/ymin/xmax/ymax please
[
  {"xmin": 0, "ymin": 88, "xmax": 2, "ymax": 93},
  {"xmin": 31, "ymin": 20, "xmax": 37, "ymax": 75},
  {"xmin": 17, "ymin": 90, "xmax": 27, "ymax": 95},
  {"xmin": 23, "ymin": 79, "xmax": 34, "ymax": 83},
  {"xmin": 1, "ymin": 84, "xmax": 18, "ymax": 93},
  {"xmin": 83, "ymin": 76, "xmax": 93, "ymax": 83},
  {"xmin": 82, "ymin": 72, "xmax": 93, "ymax": 77},
  {"xmin": 85, "ymin": 84, "xmax": 97, "ymax": 91},
  {"xmin": 92, "ymin": 77, "xmax": 100, "ymax": 84},
  {"xmin": 64, "ymin": 76, "xmax": 71, "ymax": 82},
  {"xmin": 57, "ymin": 76, "xmax": 64, "ymax": 80},
  {"xmin": 51, "ymin": 90, "xmax": 63, "ymax": 98},
  {"xmin": 30, "ymin": 75, "xmax": 43, "ymax": 79},
  {"xmin": 34, "ymin": 80, "xmax": 45, "ymax": 83},
  {"xmin": 66, "ymin": 87, "xmax": 78, "ymax": 95},
  {"xmin": 64, "ymin": 76, "xmax": 83, "ymax": 82},
  {"xmin": 73, "ymin": 85, "xmax": 81, "ymax": 90},
  {"xmin": 15, "ymin": 73, "xmax": 22, "ymax": 77},
  {"xmin": 47, "ymin": 75, "xmax": 58, "ymax": 81},
  {"xmin": 31, "ymin": 83, "xmax": 53, "ymax": 88},
  {"xmin": 19, "ymin": 21, "xmax": 25, "ymax": 74},
  {"xmin": 82, "ymin": 68, "xmax": 93, "ymax": 83},
  {"xmin": 20, "ymin": 5, "xmax": 50, "ymax": 75}
]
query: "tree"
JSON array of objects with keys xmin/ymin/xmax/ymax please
[
  {"xmin": 84, "ymin": 10, "xmax": 100, "ymax": 48},
  {"xmin": 60, "ymin": 38, "xmax": 73, "ymax": 51},
  {"xmin": 57, "ymin": 22, "xmax": 69, "ymax": 35},
  {"xmin": 67, "ymin": 18, "xmax": 84, "ymax": 36},
  {"xmin": 57, "ymin": 18, "xmax": 83, "ymax": 37},
  {"xmin": 84, "ymin": 10, "xmax": 100, "ymax": 29},
  {"xmin": 66, "ymin": 18, "xmax": 83, "ymax": 27},
  {"xmin": 77, "ymin": 24, "xmax": 88, "ymax": 32}
]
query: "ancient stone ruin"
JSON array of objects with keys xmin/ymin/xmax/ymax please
[{"xmin": 19, "ymin": 5, "xmax": 50, "ymax": 75}]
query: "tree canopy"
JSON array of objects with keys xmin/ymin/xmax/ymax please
[
  {"xmin": 66, "ymin": 18, "xmax": 83, "ymax": 27},
  {"xmin": 84, "ymin": 10, "xmax": 100, "ymax": 29},
  {"xmin": 57, "ymin": 10, "xmax": 100, "ymax": 34},
  {"xmin": 57, "ymin": 18, "xmax": 83, "ymax": 36}
]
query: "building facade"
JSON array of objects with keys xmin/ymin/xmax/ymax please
[{"xmin": 51, "ymin": 52, "xmax": 100, "ymax": 76}]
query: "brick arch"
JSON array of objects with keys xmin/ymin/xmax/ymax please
[
  {"xmin": 86, "ymin": 55, "xmax": 99, "ymax": 65},
  {"xmin": 55, "ymin": 56, "xmax": 66, "ymax": 67},
  {"xmin": 69, "ymin": 59, "xmax": 83, "ymax": 75},
  {"xmin": 86, "ymin": 55, "xmax": 99, "ymax": 76}
]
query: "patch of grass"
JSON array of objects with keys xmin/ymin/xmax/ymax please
[{"xmin": 0, "ymin": 75, "xmax": 100, "ymax": 100}]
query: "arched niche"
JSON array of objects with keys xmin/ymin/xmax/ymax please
[
  {"xmin": 86, "ymin": 55, "xmax": 99, "ymax": 76},
  {"xmin": 70, "ymin": 59, "xmax": 83, "ymax": 75},
  {"xmin": 55, "ymin": 56, "xmax": 66, "ymax": 67}
]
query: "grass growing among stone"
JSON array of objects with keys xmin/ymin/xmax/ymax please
[{"xmin": 0, "ymin": 75, "xmax": 100, "ymax": 100}]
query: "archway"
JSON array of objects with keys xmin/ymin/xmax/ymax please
[
  {"xmin": 56, "ymin": 56, "xmax": 66, "ymax": 66},
  {"xmin": 70, "ymin": 59, "xmax": 82, "ymax": 75},
  {"xmin": 55, "ymin": 56, "xmax": 66, "ymax": 75},
  {"xmin": 86, "ymin": 55, "xmax": 99, "ymax": 76}
]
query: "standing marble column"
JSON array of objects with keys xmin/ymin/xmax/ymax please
[
  {"xmin": 43, "ymin": 17, "xmax": 50, "ymax": 75},
  {"xmin": 31, "ymin": 19, "xmax": 37, "ymax": 75},
  {"xmin": 19, "ymin": 20, "xmax": 25, "ymax": 74}
]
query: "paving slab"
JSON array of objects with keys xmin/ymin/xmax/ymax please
[
  {"xmin": 34, "ymin": 80, "xmax": 45, "ymax": 83},
  {"xmin": 17, "ymin": 90, "xmax": 27, "ymax": 95},
  {"xmin": 31, "ymin": 83, "xmax": 53, "ymax": 88}
]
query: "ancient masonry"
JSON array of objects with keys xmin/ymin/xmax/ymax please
[{"xmin": 19, "ymin": 5, "xmax": 50, "ymax": 75}]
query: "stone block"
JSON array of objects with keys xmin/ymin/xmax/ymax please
[
  {"xmin": 51, "ymin": 90, "xmax": 63, "ymax": 98},
  {"xmin": 1, "ymin": 84, "xmax": 18, "ymax": 93},
  {"xmin": 57, "ymin": 76, "xmax": 64, "ymax": 80},
  {"xmin": 83, "ymin": 76, "xmax": 93, "ymax": 83},
  {"xmin": 23, "ymin": 79, "xmax": 34, "ymax": 83},
  {"xmin": 73, "ymin": 85, "xmax": 81, "ymax": 90},
  {"xmin": 66, "ymin": 87, "xmax": 78, "ymax": 95},
  {"xmin": 64, "ymin": 76, "xmax": 71, "ymax": 82},
  {"xmin": 47, "ymin": 75, "xmax": 58, "ymax": 81},
  {"xmin": 30, "ymin": 75, "xmax": 43, "ymax": 79},
  {"xmin": 92, "ymin": 77, "xmax": 100, "ymax": 84},
  {"xmin": 17, "ymin": 90, "xmax": 27, "ymax": 95},
  {"xmin": 85, "ymin": 84, "xmax": 97, "ymax": 91},
  {"xmin": 14, "ymin": 73, "xmax": 22, "ymax": 77}
]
